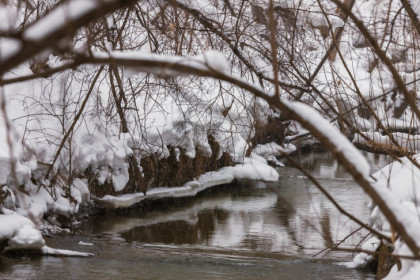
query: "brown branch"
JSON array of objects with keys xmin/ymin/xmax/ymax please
[
  {"xmin": 166, "ymin": 0, "xmax": 308, "ymax": 93},
  {"xmin": 330, "ymin": 0, "xmax": 420, "ymax": 131},
  {"xmin": 0, "ymin": 62, "xmax": 79, "ymax": 85},
  {"xmin": 109, "ymin": 67, "xmax": 129, "ymax": 133},
  {"xmin": 303, "ymin": 0, "xmax": 355, "ymax": 96},
  {"xmin": 400, "ymin": 0, "xmax": 420, "ymax": 37},
  {"xmin": 45, "ymin": 66, "xmax": 105, "ymax": 179},
  {"xmin": 0, "ymin": 0, "xmax": 139, "ymax": 75},
  {"xmin": 73, "ymin": 53, "xmax": 419, "ymax": 255}
]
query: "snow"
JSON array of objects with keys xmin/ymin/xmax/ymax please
[
  {"xmin": 97, "ymin": 170, "xmax": 235, "ymax": 209},
  {"xmin": 23, "ymin": 0, "xmax": 98, "ymax": 41},
  {"xmin": 0, "ymin": 96, "xmax": 31, "ymax": 186},
  {"xmin": 194, "ymin": 50, "xmax": 228, "ymax": 73},
  {"xmin": 74, "ymin": 129, "xmax": 133, "ymax": 192},
  {"xmin": 221, "ymin": 153, "xmax": 279, "ymax": 181},
  {"xmin": 339, "ymin": 237, "xmax": 380, "ymax": 268},
  {"xmin": 96, "ymin": 50, "xmax": 228, "ymax": 77},
  {"xmin": 78, "ymin": 241, "xmax": 94, "ymax": 246},
  {"xmin": 0, "ymin": 213, "xmax": 45, "ymax": 251},
  {"xmin": 72, "ymin": 178, "xmax": 90, "ymax": 203},
  {"xmin": 97, "ymin": 154, "xmax": 278, "ymax": 209},
  {"xmin": 384, "ymin": 241, "xmax": 420, "ymax": 280},
  {"xmin": 369, "ymin": 157, "xmax": 420, "ymax": 249},
  {"xmin": 6, "ymin": 224, "xmax": 45, "ymax": 250},
  {"xmin": 15, "ymin": 181, "xmax": 82, "ymax": 222},
  {"xmin": 362, "ymin": 154, "xmax": 420, "ymax": 279},
  {"xmin": 41, "ymin": 246, "xmax": 93, "ymax": 257},
  {"xmin": 0, "ymin": 213, "xmax": 36, "ymax": 240},
  {"xmin": 1, "ymin": 0, "xmax": 420, "ymax": 275},
  {"xmin": 253, "ymin": 142, "xmax": 296, "ymax": 158},
  {"xmin": 308, "ymin": 13, "xmax": 344, "ymax": 29},
  {"xmin": 0, "ymin": 38, "xmax": 22, "ymax": 62},
  {"xmin": 0, "ymin": 5, "xmax": 19, "ymax": 32},
  {"xmin": 409, "ymin": 1, "xmax": 420, "ymax": 19},
  {"xmin": 177, "ymin": 0, "xmax": 218, "ymax": 15},
  {"xmin": 0, "ymin": 212, "xmax": 93, "ymax": 256}
]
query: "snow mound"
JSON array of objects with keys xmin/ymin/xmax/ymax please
[
  {"xmin": 338, "ymin": 237, "xmax": 380, "ymax": 268},
  {"xmin": 221, "ymin": 153, "xmax": 279, "ymax": 181},
  {"xmin": 253, "ymin": 142, "xmax": 296, "ymax": 157},
  {"xmin": 0, "ymin": 213, "xmax": 45, "ymax": 251},
  {"xmin": 367, "ymin": 154, "xmax": 420, "ymax": 279}
]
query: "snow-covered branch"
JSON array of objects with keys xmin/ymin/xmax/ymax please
[
  {"xmin": 0, "ymin": 0, "xmax": 141, "ymax": 75},
  {"xmin": 75, "ymin": 49, "xmax": 420, "ymax": 257}
]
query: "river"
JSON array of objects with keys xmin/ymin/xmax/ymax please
[{"xmin": 0, "ymin": 152, "xmax": 392, "ymax": 279}]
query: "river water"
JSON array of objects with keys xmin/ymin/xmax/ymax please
[{"xmin": 0, "ymin": 152, "xmax": 392, "ymax": 280}]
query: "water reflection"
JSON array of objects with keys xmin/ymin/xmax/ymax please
[
  {"xmin": 1, "ymin": 152, "xmax": 392, "ymax": 280},
  {"xmin": 80, "ymin": 152, "xmax": 391, "ymax": 260}
]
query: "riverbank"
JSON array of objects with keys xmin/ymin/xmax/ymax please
[
  {"xmin": 0, "ymin": 148, "xmax": 281, "ymax": 252},
  {"xmin": 2, "ymin": 151, "xmax": 394, "ymax": 280}
]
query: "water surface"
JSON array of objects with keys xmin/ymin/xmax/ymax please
[{"xmin": 0, "ymin": 152, "xmax": 392, "ymax": 279}]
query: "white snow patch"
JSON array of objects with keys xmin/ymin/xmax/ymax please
[
  {"xmin": 339, "ymin": 237, "xmax": 380, "ymax": 268},
  {"xmin": 24, "ymin": 0, "xmax": 98, "ymax": 41},
  {"xmin": 42, "ymin": 246, "xmax": 93, "ymax": 257},
  {"xmin": 78, "ymin": 241, "xmax": 94, "ymax": 246},
  {"xmin": 369, "ymin": 156, "xmax": 420, "ymax": 251},
  {"xmin": 6, "ymin": 224, "xmax": 45, "ymax": 250},
  {"xmin": 194, "ymin": 50, "xmax": 227, "ymax": 73},
  {"xmin": 94, "ymin": 50, "xmax": 227, "ymax": 77},
  {"xmin": 0, "ymin": 5, "xmax": 19, "ymax": 32},
  {"xmin": 308, "ymin": 13, "xmax": 344, "ymax": 29},
  {"xmin": 0, "ymin": 213, "xmax": 45, "ymax": 251},
  {"xmin": 0, "ymin": 38, "xmax": 22, "ymax": 61},
  {"xmin": 72, "ymin": 178, "xmax": 90, "ymax": 203},
  {"xmin": 221, "ymin": 153, "xmax": 279, "ymax": 181},
  {"xmin": 97, "ymin": 156, "xmax": 279, "ymax": 209},
  {"xmin": 253, "ymin": 142, "xmax": 296, "ymax": 158},
  {"xmin": 97, "ymin": 170, "xmax": 234, "ymax": 209},
  {"xmin": 384, "ymin": 240, "xmax": 420, "ymax": 280},
  {"xmin": 409, "ymin": 1, "xmax": 420, "ymax": 20}
]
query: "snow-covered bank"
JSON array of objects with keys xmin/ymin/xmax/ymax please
[
  {"xmin": 0, "ymin": 211, "xmax": 92, "ymax": 256},
  {"xmin": 0, "ymin": 151, "xmax": 280, "ymax": 255},
  {"xmin": 253, "ymin": 142, "xmax": 296, "ymax": 166},
  {"xmin": 97, "ymin": 153, "xmax": 279, "ymax": 209},
  {"xmin": 369, "ymin": 156, "xmax": 420, "ymax": 279},
  {"xmin": 341, "ymin": 155, "xmax": 420, "ymax": 279},
  {"xmin": 0, "ymin": 212, "xmax": 44, "ymax": 251},
  {"xmin": 97, "ymin": 170, "xmax": 234, "ymax": 209}
]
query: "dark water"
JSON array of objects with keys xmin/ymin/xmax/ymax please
[{"xmin": 0, "ymin": 152, "xmax": 392, "ymax": 280}]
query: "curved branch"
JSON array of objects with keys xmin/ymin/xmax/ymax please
[
  {"xmin": 0, "ymin": 0, "xmax": 139, "ymax": 75},
  {"xmin": 75, "ymin": 52, "xmax": 420, "ymax": 256}
]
